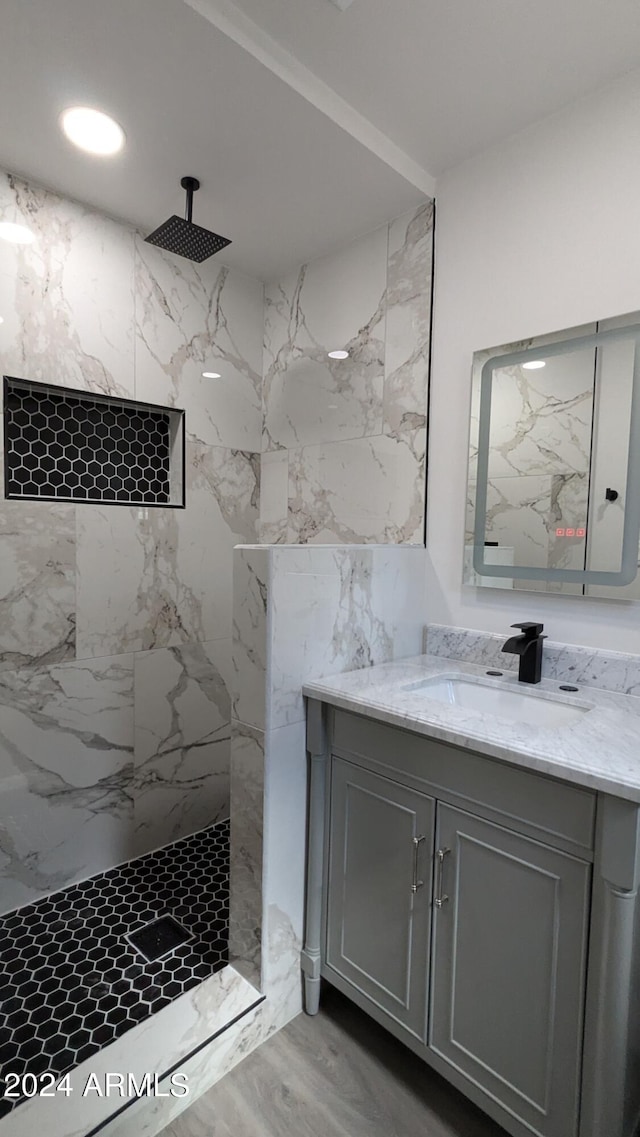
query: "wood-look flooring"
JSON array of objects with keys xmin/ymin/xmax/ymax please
[{"xmin": 164, "ymin": 985, "xmax": 506, "ymax": 1137}]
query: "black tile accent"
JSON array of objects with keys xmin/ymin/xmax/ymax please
[
  {"xmin": 0, "ymin": 820, "xmax": 229, "ymax": 1118},
  {"xmin": 3, "ymin": 376, "xmax": 185, "ymax": 507}
]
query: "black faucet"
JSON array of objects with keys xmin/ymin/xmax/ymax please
[{"xmin": 502, "ymin": 622, "xmax": 547, "ymax": 684}]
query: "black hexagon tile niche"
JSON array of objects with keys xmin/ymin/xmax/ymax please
[
  {"xmin": 0, "ymin": 821, "xmax": 229, "ymax": 1117},
  {"xmin": 3, "ymin": 376, "xmax": 185, "ymax": 507}
]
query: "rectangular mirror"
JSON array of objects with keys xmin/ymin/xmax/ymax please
[{"xmin": 465, "ymin": 312, "xmax": 640, "ymax": 599}]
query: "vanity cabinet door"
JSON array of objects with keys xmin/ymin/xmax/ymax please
[
  {"xmin": 326, "ymin": 757, "xmax": 434, "ymax": 1041},
  {"xmin": 429, "ymin": 803, "xmax": 591, "ymax": 1137}
]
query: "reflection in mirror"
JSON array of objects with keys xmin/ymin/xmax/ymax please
[{"xmin": 465, "ymin": 312, "xmax": 640, "ymax": 599}]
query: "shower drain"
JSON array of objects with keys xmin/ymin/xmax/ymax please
[
  {"xmin": 0, "ymin": 820, "xmax": 228, "ymax": 1122},
  {"xmin": 127, "ymin": 914, "xmax": 193, "ymax": 964}
]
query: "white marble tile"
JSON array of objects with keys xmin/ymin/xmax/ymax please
[
  {"xmin": 188, "ymin": 439, "xmax": 259, "ymax": 552},
  {"xmin": 426, "ymin": 624, "xmax": 519, "ymax": 672},
  {"xmin": 384, "ymin": 203, "xmax": 433, "ymax": 438},
  {"xmin": 268, "ymin": 545, "xmax": 425, "ymax": 729},
  {"xmin": 135, "ymin": 237, "xmax": 262, "ymax": 451},
  {"xmin": 232, "ymin": 547, "xmax": 270, "ymax": 730},
  {"xmin": 0, "ymin": 655, "xmax": 134, "ymax": 913},
  {"xmin": 287, "ymin": 434, "xmax": 425, "ymax": 544},
  {"xmin": 0, "ymin": 498, "xmax": 75, "ymax": 672},
  {"xmin": 257, "ymin": 449, "xmax": 288, "ymax": 543},
  {"xmin": 262, "ymin": 225, "xmax": 387, "ymax": 452},
  {"xmin": 76, "ymin": 443, "xmax": 259, "ymax": 657},
  {"xmin": 229, "ymin": 720, "xmax": 265, "ymax": 988},
  {"xmin": 0, "ymin": 172, "xmax": 134, "ymax": 397},
  {"xmin": 261, "ymin": 720, "xmax": 307, "ymax": 1013},
  {"xmin": 132, "ymin": 641, "xmax": 231, "ymax": 856}
]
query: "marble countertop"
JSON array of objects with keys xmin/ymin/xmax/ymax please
[{"xmin": 303, "ymin": 654, "xmax": 640, "ymax": 802}]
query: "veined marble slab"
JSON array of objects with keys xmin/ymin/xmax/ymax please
[
  {"xmin": 0, "ymin": 499, "xmax": 75, "ymax": 672},
  {"xmin": 0, "ymin": 655, "xmax": 134, "ymax": 913},
  {"xmin": 269, "ymin": 544, "xmax": 425, "ymax": 729},
  {"xmin": 231, "ymin": 547, "xmax": 269, "ymax": 730},
  {"xmin": 76, "ymin": 443, "xmax": 259, "ymax": 658},
  {"xmin": 132, "ymin": 641, "xmax": 232, "ymax": 855},
  {"xmin": 0, "ymin": 172, "xmax": 134, "ymax": 398},
  {"xmin": 262, "ymin": 224, "xmax": 387, "ymax": 453},
  {"xmin": 259, "ymin": 202, "xmax": 433, "ymax": 546},
  {"xmin": 304, "ymin": 654, "xmax": 640, "ymax": 802},
  {"xmin": 229, "ymin": 719, "xmax": 264, "ymax": 989},
  {"xmin": 134, "ymin": 237, "xmax": 263, "ymax": 452},
  {"xmin": 287, "ymin": 434, "xmax": 425, "ymax": 544},
  {"xmin": 384, "ymin": 203, "xmax": 433, "ymax": 440},
  {"xmin": 426, "ymin": 623, "xmax": 640, "ymax": 695}
]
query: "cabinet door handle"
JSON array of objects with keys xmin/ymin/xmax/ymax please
[
  {"xmin": 434, "ymin": 847, "xmax": 450, "ymax": 908},
  {"xmin": 411, "ymin": 835, "xmax": 425, "ymax": 892}
]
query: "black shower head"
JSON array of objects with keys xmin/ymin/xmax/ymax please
[{"xmin": 145, "ymin": 176, "xmax": 231, "ymax": 263}]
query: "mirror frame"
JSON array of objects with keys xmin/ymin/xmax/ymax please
[{"xmin": 472, "ymin": 324, "xmax": 640, "ymax": 585}]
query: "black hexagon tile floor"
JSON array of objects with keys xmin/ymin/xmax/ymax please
[{"xmin": 0, "ymin": 820, "xmax": 229, "ymax": 1117}]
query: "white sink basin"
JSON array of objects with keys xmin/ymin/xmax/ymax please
[{"xmin": 402, "ymin": 676, "xmax": 591, "ymax": 728}]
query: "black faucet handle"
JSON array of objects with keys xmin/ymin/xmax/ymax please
[{"xmin": 510, "ymin": 621, "xmax": 545, "ymax": 639}]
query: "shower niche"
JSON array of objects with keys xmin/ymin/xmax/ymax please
[{"xmin": 3, "ymin": 376, "xmax": 185, "ymax": 507}]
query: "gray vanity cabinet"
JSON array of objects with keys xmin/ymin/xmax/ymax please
[
  {"xmin": 326, "ymin": 758, "xmax": 434, "ymax": 1040},
  {"xmin": 430, "ymin": 803, "xmax": 591, "ymax": 1137},
  {"xmin": 300, "ymin": 702, "xmax": 640, "ymax": 1137}
]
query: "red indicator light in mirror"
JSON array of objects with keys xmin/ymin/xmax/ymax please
[
  {"xmin": 566, "ymin": 528, "xmax": 575, "ymax": 537},
  {"xmin": 556, "ymin": 528, "xmax": 565, "ymax": 537},
  {"xmin": 577, "ymin": 528, "xmax": 585, "ymax": 538}
]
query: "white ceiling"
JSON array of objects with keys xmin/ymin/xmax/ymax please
[
  {"xmin": 221, "ymin": 0, "xmax": 640, "ymax": 174},
  {"xmin": 0, "ymin": 0, "xmax": 424, "ymax": 279},
  {"xmin": 1, "ymin": 0, "xmax": 640, "ymax": 279}
]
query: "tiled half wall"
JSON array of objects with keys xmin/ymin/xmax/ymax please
[{"xmin": 229, "ymin": 544, "xmax": 427, "ymax": 992}]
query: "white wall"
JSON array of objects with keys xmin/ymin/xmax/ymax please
[{"xmin": 429, "ymin": 68, "xmax": 640, "ymax": 651}]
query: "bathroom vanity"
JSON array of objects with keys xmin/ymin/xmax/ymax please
[{"xmin": 302, "ymin": 657, "xmax": 640, "ymax": 1137}]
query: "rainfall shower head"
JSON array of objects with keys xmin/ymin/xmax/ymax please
[{"xmin": 145, "ymin": 176, "xmax": 231, "ymax": 263}]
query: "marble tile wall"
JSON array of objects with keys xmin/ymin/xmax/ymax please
[
  {"xmin": 0, "ymin": 171, "xmax": 262, "ymax": 912},
  {"xmin": 229, "ymin": 543, "xmax": 426, "ymax": 990},
  {"xmin": 0, "ymin": 169, "xmax": 432, "ymax": 916},
  {"xmin": 260, "ymin": 202, "xmax": 434, "ymax": 544}
]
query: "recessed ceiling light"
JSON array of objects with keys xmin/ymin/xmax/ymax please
[
  {"xmin": 522, "ymin": 360, "xmax": 546, "ymax": 370},
  {"xmin": 0, "ymin": 221, "xmax": 35, "ymax": 245},
  {"xmin": 328, "ymin": 350, "xmax": 349, "ymax": 359},
  {"xmin": 61, "ymin": 106, "xmax": 125, "ymax": 156},
  {"xmin": 202, "ymin": 371, "xmax": 221, "ymax": 379},
  {"xmin": 0, "ymin": 316, "xmax": 4, "ymax": 325}
]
